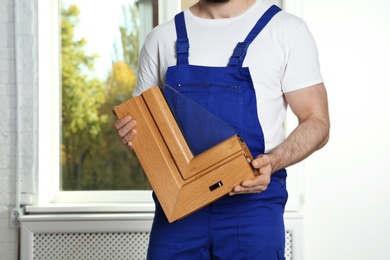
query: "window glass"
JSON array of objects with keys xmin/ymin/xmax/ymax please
[{"xmin": 60, "ymin": 0, "xmax": 156, "ymax": 191}]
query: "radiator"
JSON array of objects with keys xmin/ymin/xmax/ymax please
[{"xmin": 20, "ymin": 213, "xmax": 303, "ymax": 260}]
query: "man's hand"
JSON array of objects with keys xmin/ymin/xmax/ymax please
[
  {"xmin": 229, "ymin": 154, "xmax": 272, "ymax": 196},
  {"xmin": 114, "ymin": 115, "xmax": 137, "ymax": 151}
]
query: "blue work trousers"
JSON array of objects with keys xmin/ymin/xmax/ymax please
[{"xmin": 147, "ymin": 174, "xmax": 288, "ymax": 259}]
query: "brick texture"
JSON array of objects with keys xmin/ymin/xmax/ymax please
[{"xmin": 0, "ymin": 0, "xmax": 37, "ymax": 258}]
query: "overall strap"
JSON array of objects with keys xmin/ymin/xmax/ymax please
[
  {"xmin": 228, "ymin": 5, "xmax": 281, "ymax": 67},
  {"xmin": 174, "ymin": 12, "xmax": 190, "ymax": 65}
]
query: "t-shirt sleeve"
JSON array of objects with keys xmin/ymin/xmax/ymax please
[
  {"xmin": 281, "ymin": 21, "xmax": 323, "ymax": 93},
  {"xmin": 132, "ymin": 35, "xmax": 161, "ymax": 96}
]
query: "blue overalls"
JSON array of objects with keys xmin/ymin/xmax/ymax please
[{"xmin": 147, "ymin": 5, "xmax": 288, "ymax": 260}]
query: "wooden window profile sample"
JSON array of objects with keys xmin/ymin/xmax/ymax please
[{"xmin": 113, "ymin": 86, "xmax": 259, "ymax": 223}]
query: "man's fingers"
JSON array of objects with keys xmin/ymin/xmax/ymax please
[
  {"xmin": 114, "ymin": 115, "xmax": 133, "ymax": 130},
  {"xmin": 229, "ymin": 182, "xmax": 267, "ymax": 196},
  {"xmin": 113, "ymin": 115, "xmax": 138, "ymax": 149},
  {"xmin": 121, "ymin": 129, "xmax": 137, "ymax": 147},
  {"xmin": 228, "ymin": 155, "xmax": 273, "ymax": 196},
  {"xmin": 251, "ymin": 154, "xmax": 270, "ymax": 169},
  {"xmin": 118, "ymin": 121, "xmax": 137, "ymax": 139},
  {"xmin": 241, "ymin": 178, "xmax": 259, "ymax": 187}
]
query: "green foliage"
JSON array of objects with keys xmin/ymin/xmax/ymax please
[
  {"xmin": 61, "ymin": 3, "xmax": 150, "ymax": 191},
  {"xmin": 115, "ymin": 2, "xmax": 140, "ymax": 73},
  {"xmin": 61, "ymin": 5, "xmax": 106, "ymax": 139}
]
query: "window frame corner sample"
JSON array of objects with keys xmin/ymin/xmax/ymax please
[{"xmin": 113, "ymin": 86, "xmax": 258, "ymax": 223}]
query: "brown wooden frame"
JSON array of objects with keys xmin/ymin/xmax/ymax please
[{"xmin": 114, "ymin": 86, "xmax": 258, "ymax": 222}]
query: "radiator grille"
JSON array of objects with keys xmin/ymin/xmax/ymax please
[
  {"xmin": 33, "ymin": 232, "xmax": 149, "ymax": 260},
  {"xmin": 32, "ymin": 230, "xmax": 293, "ymax": 260},
  {"xmin": 285, "ymin": 230, "xmax": 293, "ymax": 260}
]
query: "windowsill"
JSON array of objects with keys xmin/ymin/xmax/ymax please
[
  {"xmin": 25, "ymin": 202, "xmax": 155, "ymax": 215},
  {"xmin": 24, "ymin": 203, "xmax": 303, "ymax": 220},
  {"xmin": 19, "ymin": 212, "xmax": 155, "ymax": 222}
]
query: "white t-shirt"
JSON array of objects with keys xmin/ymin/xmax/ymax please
[{"xmin": 134, "ymin": 0, "xmax": 323, "ymax": 152}]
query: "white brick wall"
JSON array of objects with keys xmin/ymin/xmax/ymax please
[
  {"xmin": 0, "ymin": 0, "xmax": 18, "ymax": 257},
  {"xmin": 0, "ymin": 0, "xmax": 38, "ymax": 258}
]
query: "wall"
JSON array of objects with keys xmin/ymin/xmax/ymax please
[
  {"xmin": 297, "ymin": 0, "xmax": 390, "ymax": 259},
  {"xmin": 0, "ymin": 0, "xmax": 37, "ymax": 258},
  {"xmin": 1, "ymin": 0, "xmax": 390, "ymax": 259},
  {"xmin": 0, "ymin": 0, "xmax": 18, "ymax": 259}
]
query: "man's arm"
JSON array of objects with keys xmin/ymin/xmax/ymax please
[
  {"xmin": 268, "ymin": 82, "xmax": 330, "ymax": 172},
  {"xmin": 230, "ymin": 83, "xmax": 330, "ymax": 195}
]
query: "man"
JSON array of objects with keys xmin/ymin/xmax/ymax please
[{"xmin": 115, "ymin": 0, "xmax": 330, "ymax": 259}]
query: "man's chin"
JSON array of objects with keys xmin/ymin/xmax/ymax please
[{"xmin": 205, "ymin": 0, "xmax": 230, "ymax": 3}]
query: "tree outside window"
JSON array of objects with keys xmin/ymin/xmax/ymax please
[{"xmin": 60, "ymin": 1, "xmax": 151, "ymax": 191}]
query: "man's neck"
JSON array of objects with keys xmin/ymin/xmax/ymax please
[{"xmin": 190, "ymin": 0, "xmax": 256, "ymax": 19}]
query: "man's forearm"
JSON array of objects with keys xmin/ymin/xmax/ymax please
[{"xmin": 268, "ymin": 115, "xmax": 330, "ymax": 174}]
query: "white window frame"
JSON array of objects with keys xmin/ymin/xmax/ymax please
[{"xmin": 34, "ymin": 0, "xmax": 181, "ymax": 212}]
